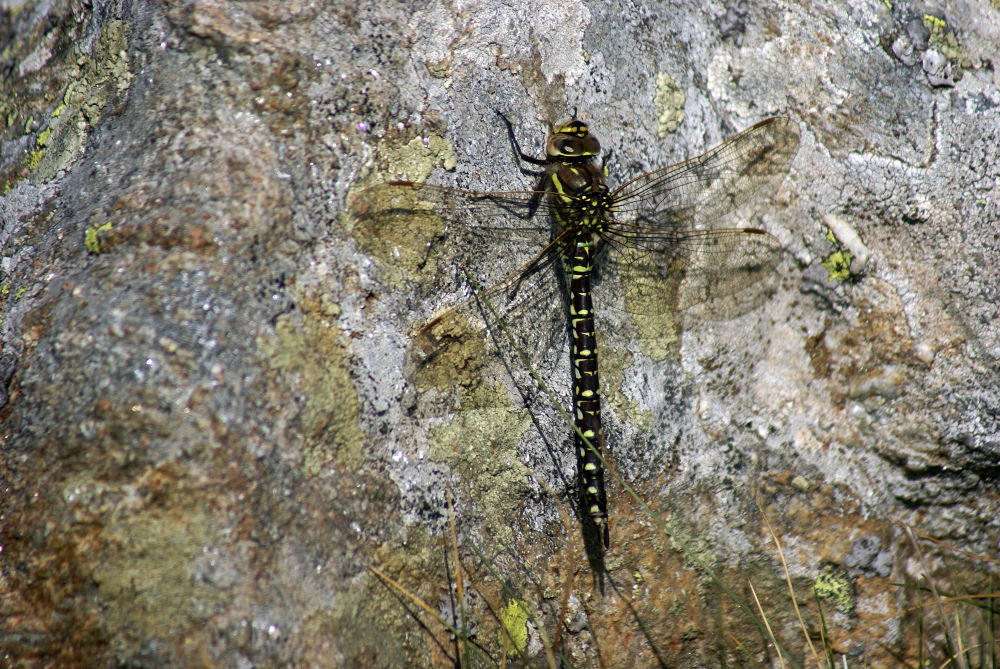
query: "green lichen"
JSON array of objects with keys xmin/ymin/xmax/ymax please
[
  {"xmin": 498, "ymin": 598, "xmax": 530, "ymax": 653},
  {"xmin": 92, "ymin": 503, "xmax": 224, "ymax": 660},
  {"xmin": 381, "ymin": 133, "xmax": 457, "ymax": 181},
  {"xmin": 425, "ymin": 58, "xmax": 451, "ymax": 79},
  {"xmin": 364, "ymin": 530, "xmax": 474, "ymax": 664},
  {"xmin": 1, "ymin": 284, "xmax": 9, "ymax": 298},
  {"xmin": 300, "ymin": 590, "xmax": 409, "ymax": 666},
  {"xmin": 347, "ymin": 181, "xmax": 445, "ymax": 293},
  {"xmin": 814, "ymin": 564, "xmax": 856, "ymax": 615},
  {"xmin": 14, "ymin": 286, "xmax": 27, "ymax": 300},
  {"xmin": 345, "ymin": 130, "xmax": 457, "ymax": 292},
  {"xmin": 259, "ymin": 311, "xmax": 366, "ymax": 475},
  {"xmin": 85, "ymin": 221, "xmax": 113, "ymax": 253},
  {"xmin": 427, "ymin": 386, "xmax": 531, "ymax": 547},
  {"xmin": 3, "ymin": 1, "xmax": 24, "ymax": 18},
  {"xmin": 26, "ymin": 20, "xmax": 133, "ymax": 182},
  {"xmin": 598, "ymin": 331, "xmax": 655, "ymax": 432},
  {"xmin": 410, "ymin": 309, "xmax": 499, "ymax": 400},
  {"xmin": 654, "ymin": 71, "xmax": 686, "ymax": 139},
  {"xmin": 622, "ymin": 264, "xmax": 681, "ymax": 361}
]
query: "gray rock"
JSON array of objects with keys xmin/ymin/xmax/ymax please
[{"xmin": 2, "ymin": 0, "xmax": 997, "ymax": 666}]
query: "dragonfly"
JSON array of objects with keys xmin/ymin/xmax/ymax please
[{"xmin": 352, "ymin": 112, "xmax": 799, "ymax": 548}]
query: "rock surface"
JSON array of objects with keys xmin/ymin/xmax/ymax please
[{"xmin": 2, "ymin": 0, "xmax": 998, "ymax": 666}]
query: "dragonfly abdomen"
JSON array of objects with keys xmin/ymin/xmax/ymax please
[{"xmin": 567, "ymin": 237, "xmax": 609, "ymax": 546}]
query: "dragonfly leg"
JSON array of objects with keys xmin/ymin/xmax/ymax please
[{"xmin": 496, "ymin": 110, "xmax": 548, "ymax": 170}]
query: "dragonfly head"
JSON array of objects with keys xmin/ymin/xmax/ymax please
[{"xmin": 547, "ymin": 119, "xmax": 601, "ymax": 164}]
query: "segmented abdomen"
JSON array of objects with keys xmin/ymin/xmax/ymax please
[{"xmin": 567, "ymin": 237, "xmax": 608, "ymax": 544}]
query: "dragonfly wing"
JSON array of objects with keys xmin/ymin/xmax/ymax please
[
  {"xmin": 594, "ymin": 118, "xmax": 797, "ymax": 336},
  {"xmin": 609, "ymin": 117, "xmax": 799, "ymax": 231},
  {"xmin": 410, "ymin": 257, "xmax": 570, "ymax": 410},
  {"xmin": 607, "ymin": 228, "xmax": 782, "ymax": 317}
]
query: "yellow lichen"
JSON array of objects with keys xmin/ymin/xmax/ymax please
[
  {"xmin": 63, "ymin": 80, "xmax": 78, "ymax": 106},
  {"xmin": 26, "ymin": 149, "xmax": 44, "ymax": 169},
  {"xmin": 814, "ymin": 564, "xmax": 856, "ymax": 614},
  {"xmin": 820, "ymin": 225, "xmax": 854, "ymax": 282},
  {"xmin": 922, "ymin": 13, "xmax": 946, "ymax": 30},
  {"xmin": 85, "ymin": 221, "xmax": 113, "ymax": 253},
  {"xmin": 498, "ymin": 598, "xmax": 530, "ymax": 653},
  {"xmin": 820, "ymin": 249, "xmax": 853, "ymax": 282},
  {"xmin": 923, "ymin": 14, "xmax": 972, "ymax": 69}
]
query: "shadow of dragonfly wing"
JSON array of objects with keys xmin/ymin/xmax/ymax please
[
  {"xmin": 351, "ymin": 181, "xmax": 573, "ymax": 401},
  {"xmin": 351, "ymin": 181, "xmax": 554, "ymax": 284}
]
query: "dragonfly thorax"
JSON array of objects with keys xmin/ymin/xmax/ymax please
[{"xmin": 549, "ymin": 161, "xmax": 611, "ymax": 233}]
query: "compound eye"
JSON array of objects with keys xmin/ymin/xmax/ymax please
[{"xmin": 556, "ymin": 139, "xmax": 578, "ymax": 154}]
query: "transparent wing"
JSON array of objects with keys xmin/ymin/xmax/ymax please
[
  {"xmin": 596, "ymin": 117, "xmax": 798, "ymax": 324},
  {"xmin": 600, "ymin": 227, "xmax": 782, "ymax": 328},
  {"xmin": 350, "ymin": 181, "xmax": 552, "ymax": 280},
  {"xmin": 609, "ymin": 117, "xmax": 800, "ymax": 232}
]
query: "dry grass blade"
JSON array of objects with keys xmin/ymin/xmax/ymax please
[
  {"xmin": 758, "ymin": 499, "xmax": 821, "ymax": 663},
  {"xmin": 445, "ymin": 489, "xmax": 468, "ymax": 663},
  {"xmin": 749, "ymin": 579, "xmax": 786, "ymax": 669}
]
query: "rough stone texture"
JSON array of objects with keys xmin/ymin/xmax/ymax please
[{"xmin": 1, "ymin": 0, "xmax": 998, "ymax": 666}]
